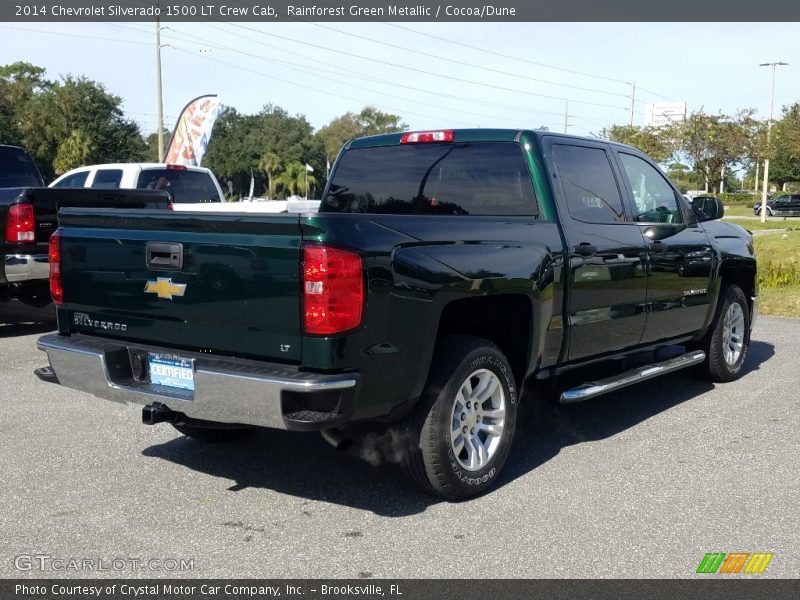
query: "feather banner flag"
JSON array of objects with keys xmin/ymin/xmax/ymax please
[{"xmin": 163, "ymin": 94, "xmax": 222, "ymax": 166}]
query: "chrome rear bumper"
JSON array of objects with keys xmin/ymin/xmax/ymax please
[
  {"xmin": 37, "ymin": 333, "xmax": 358, "ymax": 430},
  {"xmin": 4, "ymin": 253, "xmax": 48, "ymax": 283}
]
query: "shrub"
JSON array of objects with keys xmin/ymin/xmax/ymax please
[
  {"xmin": 719, "ymin": 192, "xmax": 760, "ymax": 204},
  {"xmin": 758, "ymin": 260, "xmax": 800, "ymax": 288}
]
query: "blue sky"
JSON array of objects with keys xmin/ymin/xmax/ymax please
[{"xmin": 1, "ymin": 21, "xmax": 798, "ymax": 137}]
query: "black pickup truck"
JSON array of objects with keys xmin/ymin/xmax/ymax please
[
  {"xmin": 1, "ymin": 144, "xmax": 170, "ymax": 307},
  {"xmin": 0, "ymin": 144, "xmax": 52, "ymax": 305},
  {"xmin": 36, "ymin": 130, "xmax": 757, "ymax": 500}
]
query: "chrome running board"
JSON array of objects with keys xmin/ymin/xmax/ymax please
[{"xmin": 559, "ymin": 350, "xmax": 706, "ymax": 404}]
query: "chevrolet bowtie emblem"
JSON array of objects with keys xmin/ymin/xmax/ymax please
[{"xmin": 144, "ymin": 278, "xmax": 187, "ymax": 300}]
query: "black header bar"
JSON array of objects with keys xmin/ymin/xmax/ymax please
[{"xmin": 3, "ymin": 0, "xmax": 800, "ymax": 22}]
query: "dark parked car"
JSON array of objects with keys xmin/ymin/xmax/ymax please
[{"xmin": 753, "ymin": 194, "xmax": 800, "ymax": 216}]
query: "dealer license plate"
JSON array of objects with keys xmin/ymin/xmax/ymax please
[{"xmin": 148, "ymin": 353, "xmax": 195, "ymax": 391}]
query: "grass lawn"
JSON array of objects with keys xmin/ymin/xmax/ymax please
[
  {"xmin": 726, "ymin": 218, "xmax": 797, "ymax": 231},
  {"xmin": 724, "ymin": 204, "xmax": 758, "ymax": 217},
  {"xmin": 758, "ymin": 287, "xmax": 800, "ymax": 317},
  {"xmin": 754, "ymin": 231, "xmax": 800, "ymax": 318}
]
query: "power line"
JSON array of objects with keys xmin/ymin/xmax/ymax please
[
  {"xmin": 169, "ymin": 46, "xmax": 480, "ymax": 128},
  {"xmin": 300, "ymin": 21, "xmax": 630, "ymax": 99},
  {"xmin": 221, "ymin": 22, "xmax": 630, "ymax": 112},
  {"xmin": 383, "ymin": 22, "xmax": 632, "ymax": 85},
  {"xmin": 181, "ymin": 23, "xmax": 614, "ymax": 126},
  {"xmin": 0, "ymin": 25, "xmax": 150, "ymax": 45}
]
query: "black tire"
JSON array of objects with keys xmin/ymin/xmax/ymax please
[
  {"xmin": 172, "ymin": 421, "xmax": 254, "ymax": 443},
  {"xmin": 697, "ymin": 284, "xmax": 750, "ymax": 382},
  {"xmin": 402, "ymin": 336, "xmax": 519, "ymax": 501}
]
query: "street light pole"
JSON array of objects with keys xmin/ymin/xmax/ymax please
[
  {"xmin": 156, "ymin": 17, "xmax": 164, "ymax": 161},
  {"xmin": 758, "ymin": 61, "xmax": 788, "ymax": 223}
]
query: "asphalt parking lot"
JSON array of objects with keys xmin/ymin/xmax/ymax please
[{"xmin": 1, "ymin": 303, "xmax": 797, "ymax": 579}]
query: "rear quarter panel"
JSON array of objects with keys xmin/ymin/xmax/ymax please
[{"xmin": 300, "ymin": 213, "xmax": 565, "ymax": 422}]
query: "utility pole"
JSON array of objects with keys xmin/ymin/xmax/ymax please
[
  {"xmin": 628, "ymin": 81, "xmax": 636, "ymax": 127},
  {"xmin": 156, "ymin": 15, "xmax": 165, "ymax": 161},
  {"xmin": 758, "ymin": 61, "xmax": 788, "ymax": 223},
  {"xmin": 754, "ymin": 161, "xmax": 759, "ymax": 194},
  {"xmin": 564, "ymin": 102, "xmax": 569, "ymax": 134}
]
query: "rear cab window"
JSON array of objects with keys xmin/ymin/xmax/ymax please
[
  {"xmin": 321, "ymin": 142, "xmax": 537, "ymax": 216},
  {"xmin": 91, "ymin": 169, "xmax": 123, "ymax": 189},
  {"xmin": 137, "ymin": 168, "xmax": 220, "ymax": 203},
  {"xmin": 0, "ymin": 146, "xmax": 44, "ymax": 187}
]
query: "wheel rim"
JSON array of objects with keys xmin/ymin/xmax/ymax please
[
  {"xmin": 449, "ymin": 368, "xmax": 506, "ymax": 472},
  {"xmin": 722, "ymin": 302, "xmax": 745, "ymax": 366}
]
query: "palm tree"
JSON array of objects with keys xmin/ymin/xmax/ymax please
[
  {"xmin": 276, "ymin": 161, "xmax": 316, "ymax": 198},
  {"xmin": 258, "ymin": 151, "xmax": 280, "ymax": 199}
]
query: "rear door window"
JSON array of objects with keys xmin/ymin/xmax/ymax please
[
  {"xmin": 91, "ymin": 169, "xmax": 123, "ymax": 189},
  {"xmin": 137, "ymin": 169, "xmax": 220, "ymax": 203},
  {"xmin": 551, "ymin": 144, "xmax": 626, "ymax": 223},
  {"xmin": 322, "ymin": 142, "xmax": 537, "ymax": 216}
]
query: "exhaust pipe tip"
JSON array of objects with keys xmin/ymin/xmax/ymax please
[{"xmin": 321, "ymin": 428, "xmax": 352, "ymax": 451}]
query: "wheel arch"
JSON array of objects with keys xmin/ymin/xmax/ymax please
[
  {"xmin": 719, "ymin": 260, "xmax": 757, "ymax": 321},
  {"xmin": 433, "ymin": 294, "xmax": 533, "ymax": 390}
]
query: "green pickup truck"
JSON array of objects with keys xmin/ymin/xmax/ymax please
[{"xmin": 36, "ymin": 130, "xmax": 757, "ymax": 500}]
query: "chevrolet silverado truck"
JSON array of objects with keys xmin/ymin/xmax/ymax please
[{"xmin": 35, "ymin": 130, "xmax": 757, "ymax": 500}]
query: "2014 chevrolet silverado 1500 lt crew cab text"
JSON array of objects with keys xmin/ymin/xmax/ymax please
[{"xmin": 35, "ymin": 130, "xmax": 757, "ymax": 499}]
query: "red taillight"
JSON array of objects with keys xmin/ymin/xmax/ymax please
[
  {"xmin": 49, "ymin": 232, "xmax": 63, "ymax": 305},
  {"xmin": 166, "ymin": 164, "xmax": 187, "ymax": 171},
  {"xmin": 400, "ymin": 130, "xmax": 455, "ymax": 144},
  {"xmin": 5, "ymin": 203, "xmax": 36, "ymax": 243},
  {"xmin": 303, "ymin": 245, "xmax": 363, "ymax": 335}
]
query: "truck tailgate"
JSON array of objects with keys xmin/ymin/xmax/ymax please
[{"xmin": 58, "ymin": 209, "xmax": 303, "ymax": 362}]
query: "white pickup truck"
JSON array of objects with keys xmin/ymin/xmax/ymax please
[
  {"xmin": 49, "ymin": 163, "xmax": 225, "ymax": 205},
  {"xmin": 49, "ymin": 163, "xmax": 320, "ymax": 213}
]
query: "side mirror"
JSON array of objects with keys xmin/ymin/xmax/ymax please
[{"xmin": 692, "ymin": 196, "xmax": 724, "ymax": 222}]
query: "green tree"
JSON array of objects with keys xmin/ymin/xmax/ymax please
[
  {"xmin": 258, "ymin": 151, "xmax": 281, "ymax": 199},
  {"xmin": 771, "ymin": 103, "xmax": 800, "ymax": 186},
  {"xmin": 144, "ymin": 128, "xmax": 170, "ymax": 162},
  {"xmin": 0, "ymin": 62, "xmax": 51, "ymax": 147},
  {"xmin": 276, "ymin": 161, "xmax": 317, "ymax": 197},
  {"xmin": 600, "ymin": 124, "xmax": 674, "ymax": 163},
  {"xmin": 11, "ymin": 72, "xmax": 146, "ymax": 180},
  {"xmin": 316, "ymin": 106, "xmax": 407, "ymax": 169},
  {"xmin": 54, "ymin": 128, "xmax": 95, "ymax": 174},
  {"xmin": 671, "ymin": 110, "xmax": 754, "ymax": 193},
  {"xmin": 665, "ymin": 162, "xmax": 702, "ymax": 193},
  {"xmin": 205, "ymin": 104, "xmax": 325, "ymax": 197}
]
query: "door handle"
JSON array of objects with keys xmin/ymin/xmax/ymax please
[
  {"xmin": 648, "ymin": 241, "xmax": 667, "ymax": 254},
  {"xmin": 146, "ymin": 241, "xmax": 183, "ymax": 270},
  {"xmin": 573, "ymin": 243, "xmax": 597, "ymax": 257}
]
